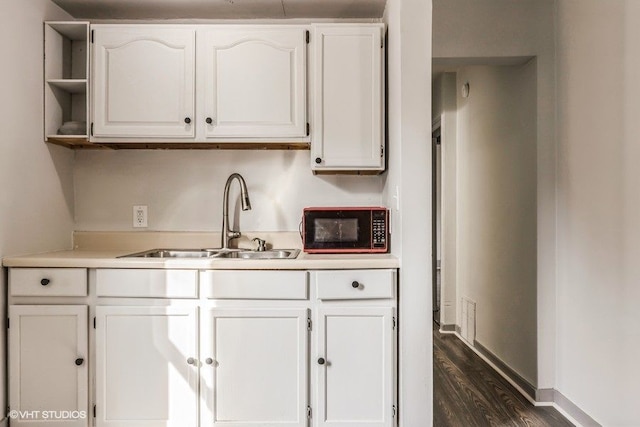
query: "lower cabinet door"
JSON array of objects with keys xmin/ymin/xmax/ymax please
[
  {"xmin": 95, "ymin": 306, "xmax": 199, "ymax": 427},
  {"xmin": 9, "ymin": 305, "xmax": 88, "ymax": 427},
  {"xmin": 201, "ymin": 308, "xmax": 309, "ymax": 427},
  {"xmin": 315, "ymin": 307, "xmax": 395, "ymax": 427}
]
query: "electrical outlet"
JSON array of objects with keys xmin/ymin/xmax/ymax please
[{"xmin": 133, "ymin": 205, "xmax": 148, "ymax": 228}]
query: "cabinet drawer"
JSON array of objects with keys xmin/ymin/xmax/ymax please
[
  {"xmin": 315, "ymin": 269, "xmax": 395, "ymax": 300},
  {"xmin": 96, "ymin": 269, "xmax": 198, "ymax": 298},
  {"xmin": 10, "ymin": 268, "xmax": 87, "ymax": 297},
  {"xmin": 201, "ymin": 271, "xmax": 308, "ymax": 300}
]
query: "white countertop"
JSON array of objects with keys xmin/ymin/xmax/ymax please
[
  {"xmin": 2, "ymin": 232, "xmax": 399, "ymax": 270},
  {"xmin": 2, "ymin": 249, "xmax": 399, "ymax": 270}
]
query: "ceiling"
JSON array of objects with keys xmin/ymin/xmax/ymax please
[{"xmin": 51, "ymin": 0, "xmax": 387, "ymax": 20}]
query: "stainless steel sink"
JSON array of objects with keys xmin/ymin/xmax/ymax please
[
  {"xmin": 120, "ymin": 248, "xmax": 299, "ymax": 260},
  {"xmin": 221, "ymin": 249, "xmax": 299, "ymax": 259},
  {"xmin": 119, "ymin": 249, "xmax": 226, "ymax": 258}
]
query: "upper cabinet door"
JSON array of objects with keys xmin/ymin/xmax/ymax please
[
  {"xmin": 92, "ymin": 26, "xmax": 195, "ymax": 138},
  {"xmin": 312, "ymin": 24, "xmax": 385, "ymax": 172},
  {"xmin": 200, "ymin": 27, "xmax": 307, "ymax": 138}
]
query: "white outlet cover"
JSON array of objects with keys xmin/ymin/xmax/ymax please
[{"xmin": 133, "ymin": 205, "xmax": 148, "ymax": 228}]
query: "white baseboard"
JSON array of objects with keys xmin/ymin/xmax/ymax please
[
  {"xmin": 443, "ymin": 330, "xmax": 601, "ymax": 427},
  {"xmin": 450, "ymin": 330, "xmax": 538, "ymax": 405},
  {"xmin": 553, "ymin": 390, "xmax": 601, "ymax": 427}
]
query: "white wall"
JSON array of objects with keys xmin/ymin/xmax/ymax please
[
  {"xmin": 432, "ymin": 0, "xmax": 557, "ymax": 389},
  {"xmin": 74, "ymin": 150, "xmax": 383, "ymax": 231},
  {"xmin": 0, "ymin": 0, "xmax": 75, "ymax": 421},
  {"xmin": 456, "ymin": 64, "xmax": 537, "ymax": 385},
  {"xmin": 432, "ymin": 73, "xmax": 457, "ymax": 326},
  {"xmin": 556, "ymin": 0, "xmax": 640, "ymax": 424},
  {"xmin": 383, "ymin": 0, "xmax": 432, "ymax": 424}
]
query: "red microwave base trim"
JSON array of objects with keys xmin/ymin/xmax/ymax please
[{"xmin": 303, "ymin": 247, "xmax": 389, "ymax": 254}]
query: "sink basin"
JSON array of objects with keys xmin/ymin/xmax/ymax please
[
  {"xmin": 120, "ymin": 248, "xmax": 299, "ymax": 260},
  {"xmin": 119, "ymin": 249, "xmax": 225, "ymax": 258},
  {"xmin": 220, "ymin": 249, "xmax": 299, "ymax": 260}
]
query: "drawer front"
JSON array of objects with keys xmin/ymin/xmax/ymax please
[
  {"xmin": 315, "ymin": 269, "xmax": 396, "ymax": 300},
  {"xmin": 96, "ymin": 269, "xmax": 198, "ymax": 298},
  {"xmin": 10, "ymin": 268, "xmax": 87, "ymax": 297},
  {"xmin": 202, "ymin": 270, "xmax": 308, "ymax": 300}
]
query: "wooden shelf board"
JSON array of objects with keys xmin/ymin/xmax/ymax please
[
  {"xmin": 100, "ymin": 142, "xmax": 311, "ymax": 150},
  {"xmin": 45, "ymin": 137, "xmax": 310, "ymax": 151},
  {"xmin": 46, "ymin": 136, "xmax": 109, "ymax": 150},
  {"xmin": 47, "ymin": 79, "xmax": 87, "ymax": 94},
  {"xmin": 313, "ymin": 169, "xmax": 384, "ymax": 176}
]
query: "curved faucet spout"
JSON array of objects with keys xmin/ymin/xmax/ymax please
[{"xmin": 221, "ymin": 173, "xmax": 252, "ymax": 250}]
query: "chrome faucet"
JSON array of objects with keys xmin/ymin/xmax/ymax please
[{"xmin": 221, "ymin": 173, "xmax": 252, "ymax": 250}]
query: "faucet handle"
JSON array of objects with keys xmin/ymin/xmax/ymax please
[{"xmin": 252, "ymin": 237, "xmax": 267, "ymax": 252}]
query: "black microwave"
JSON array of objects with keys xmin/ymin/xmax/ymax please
[{"xmin": 302, "ymin": 207, "xmax": 389, "ymax": 253}]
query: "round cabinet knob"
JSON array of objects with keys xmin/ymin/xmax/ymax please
[
  {"xmin": 206, "ymin": 117, "xmax": 213, "ymax": 124},
  {"xmin": 40, "ymin": 278, "xmax": 50, "ymax": 286},
  {"xmin": 205, "ymin": 358, "xmax": 214, "ymax": 365},
  {"xmin": 317, "ymin": 358, "xmax": 326, "ymax": 365},
  {"xmin": 187, "ymin": 357, "xmax": 196, "ymax": 365},
  {"xmin": 184, "ymin": 117, "xmax": 192, "ymax": 124},
  {"xmin": 352, "ymin": 281, "xmax": 360, "ymax": 289},
  {"xmin": 315, "ymin": 157, "xmax": 322, "ymax": 164},
  {"xmin": 75, "ymin": 358, "xmax": 84, "ymax": 366}
]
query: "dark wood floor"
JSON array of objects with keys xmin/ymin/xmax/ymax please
[{"xmin": 433, "ymin": 324, "xmax": 574, "ymax": 427}]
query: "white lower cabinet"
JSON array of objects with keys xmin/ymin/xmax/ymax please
[
  {"xmin": 9, "ymin": 305, "xmax": 89, "ymax": 427},
  {"xmin": 313, "ymin": 269, "xmax": 397, "ymax": 427},
  {"xmin": 95, "ymin": 306, "xmax": 199, "ymax": 427},
  {"xmin": 8, "ymin": 267, "xmax": 396, "ymax": 427},
  {"xmin": 315, "ymin": 307, "xmax": 395, "ymax": 427},
  {"xmin": 201, "ymin": 308, "xmax": 309, "ymax": 427}
]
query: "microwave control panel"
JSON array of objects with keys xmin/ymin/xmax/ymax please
[{"xmin": 372, "ymin": 210, "xmax": 388, "ymax": 248}]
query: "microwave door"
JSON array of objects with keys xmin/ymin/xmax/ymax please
[{"xmin": 304, "ymin": 210, "xmax": 372, "ymax": 252}]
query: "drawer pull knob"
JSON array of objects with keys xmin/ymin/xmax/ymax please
[
  {"xmin": 351, "ymin": 281, "xmax": 360, "ymax": 289},
  {"xmin": 318, "ymin": 357, "xmax": 326, "ymax": 365},
  {"xmin": 40, "ymin": 278, "xmax": 50, "ymax": 286},
  {"xmin": 205, "ymin": 358, "xmax": 214, "ymax": 365},
  {"xmin": 75, "ymin": 358, "xmax": 84, "ymax": 366},
  {"xmin": 187, "ymin": 357, "xmax": 196, "ymax": 365},
  {"xmin": 315, "ymin": 157, "xmax": 322, "ymax": 164},
  {"xmin": 184, "ymin": 117, "xmax": 192, "ymax": 124},
  {"xmin": 206, "ymin": 117, "xmax": 213, "ymax": 124}
]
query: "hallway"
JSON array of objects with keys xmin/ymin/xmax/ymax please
[{"xmin": 433, "ymin": 325, "xmax": 573, "ymax": 426}]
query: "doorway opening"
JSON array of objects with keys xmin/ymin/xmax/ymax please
[{"xmin": 431, "ymin": 58, "xmax": 541, "ymax": 408}]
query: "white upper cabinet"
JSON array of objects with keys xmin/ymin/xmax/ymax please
[
  {"xmin": 44, "ymin": 21, "xmax": 90, "ymax": 147},
  {"xmin": 199, "ymin": 27, "xmax": 307, "ymax": 138},
  {"xmin": 90, "ymin": 25, "xmax": 306, "ymax": 142},
  {"xmin": 92, "ymin": 25, "xmax": 196, "ymax": 138},
  {"xmin": 311, "ymin": 24, "xmax": 385, "ymax": 172}
]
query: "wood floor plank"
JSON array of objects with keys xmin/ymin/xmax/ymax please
[{"xmin": 433, "ymin": 324, "xmax": 574, "ymax": 427}]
